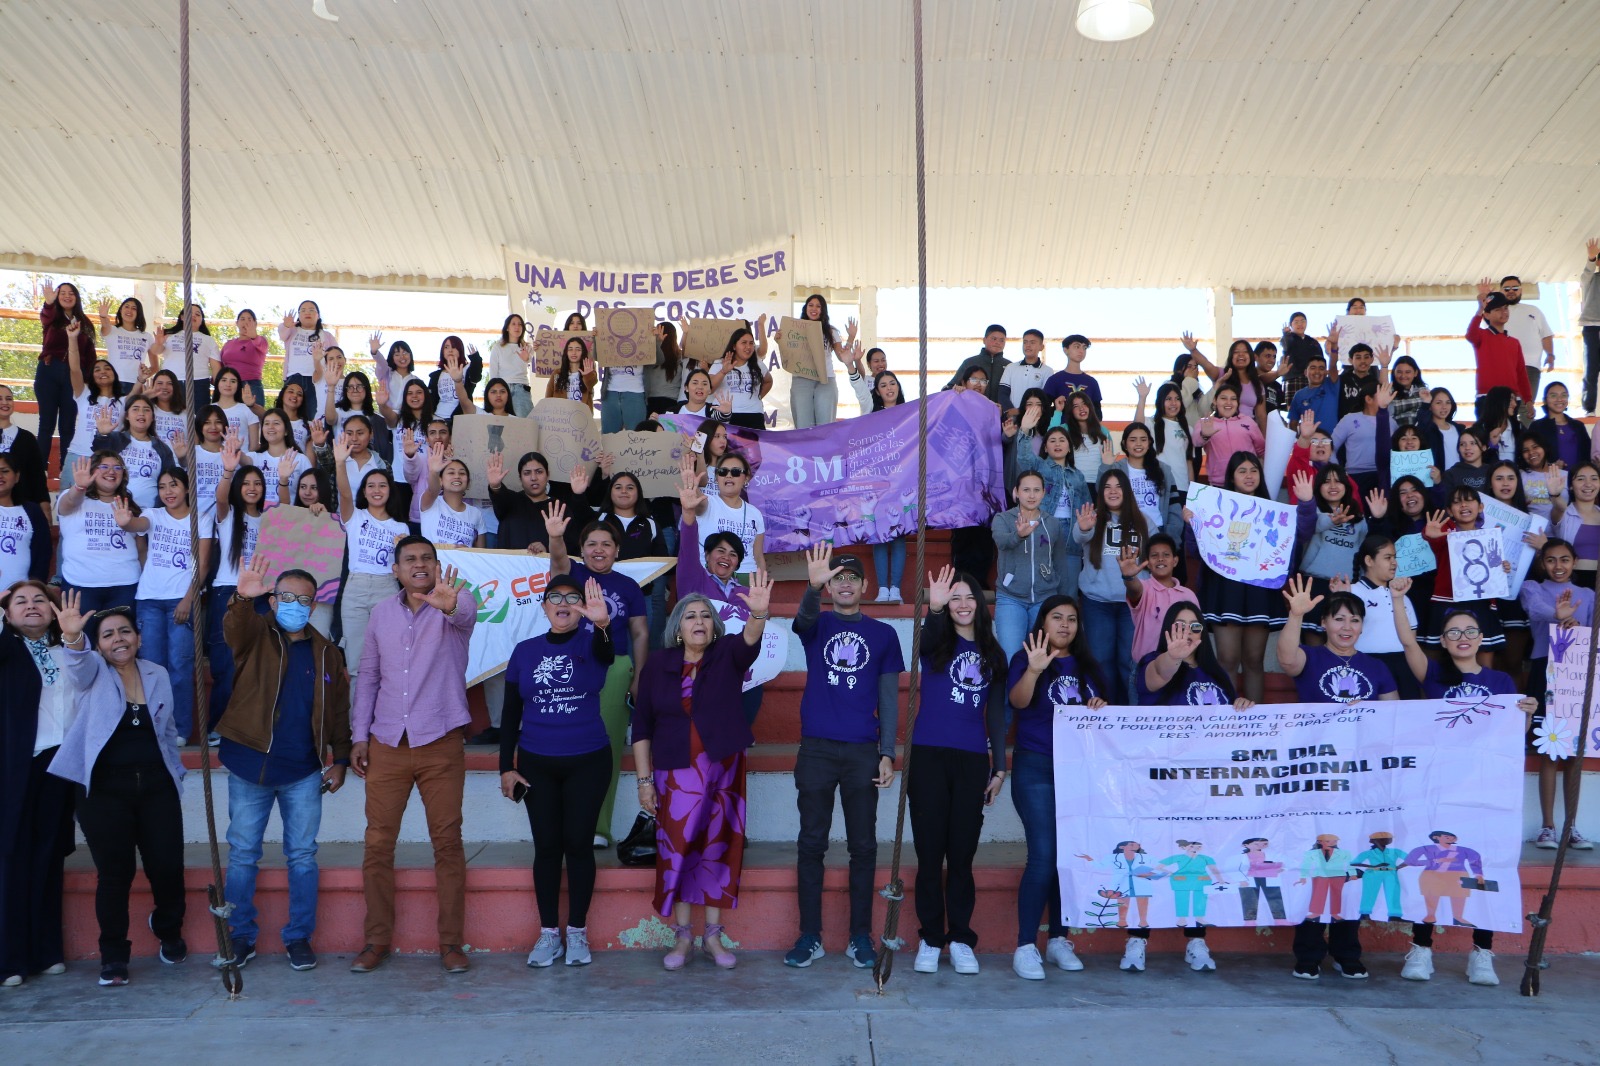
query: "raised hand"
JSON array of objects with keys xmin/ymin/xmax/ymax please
[
  {"xmin": 40, "ymin": 281, "xmax": 57, "ymax": 306},
  {"xmin": 1556, "ymin": 588, "xmax": 1576, "ymax": 623},
  {"xmin": 1388, "ymin": 576, "xmax": 1413, "ymax": 597},
  {"xmin": 1180, "ymin": 331, "xmax": 1198, "ymax": 354},
  {"xmin": 1075, "ymin": 501, "xmax": 1096, "ymax": 532},
  {"xmin": 677, "ymin": 467, "xmax": 703, "ymax": 513},
  {"xmin": 1329, "ymin": 573, "xmax": 1352, "ymax": 594},
  {"xmin": 1020, "ymin": 405, "xmax": 1041, "ymax": 433},
  {"xmin": 71, "ymin": 455, "xmax": 92, "ymax": 492},
  {"xmin": 170, "ymin": 431, "xmax": 189, "ymax": 459},
  {"xmin": 596, "ymin": 450, "xmax": 615, "ymax": 479},
  {"xmin": 282, "ymin": 312, "xmax": 295, "ymax": 331},
  {"xmin": 1297, "ymin": 408, "xmax": 1316, "ymax": 441},
  {"xmin": 1100, "ymin": 438, "xmax": 1116, "ymax": 465},
  {"xmin": 1015, "ymin": 509, "xmax": 1037, "ymax": 539},
  {"xmin": 1587, "ymin": 237, "xmax": 1600, "ymax": 261},
  {"xmin": 1423, "ymin": 509, "xmax": 1448, "ymax": 539},
  {"xmin": 111, "ymin": 496, "xmax": 136, "ymax": 529},
  {"xmin": 543, "ymin": 500, "xmax": 570, "ymax": 541},
  {"xmin": 1365, "ymin": 488, "xmax": 1388, "ymax": 519},
  {"xmin": 332, "ymin": 432, "xmax": 351, "ymax": 465},
  {"xmin": 928, "ymin": 564, "xmax": 956, "ymax": 612},
  {"xmin": 375, "ymin": 373, "xmax": 389, "ymax": 409},
  {"xmin": 845, "ymin": 315, "xmax": 859, "ymax": 342},
  {"xmin": 487, "ymin": 449, "xmax": 506, "ymax": 490},
  {"xmin": 1330, "ymin": 503, "xmax": 1354, "ymax": 527},
  {"xmin": 238, "ymin": 555, "xmax": 273, "ymax": 599},
  {"xmin": 402, "ymin": 427, "xmax": 421, "ymax": 458},
  {"xmin": 95, "ymin": 404, "xmax": 116, "ymax": 435},
  {"xmin": 743, "ymin": 569, "xmax": 774, "ymax": 616},
  {"xmin": 1326, "ymin": 321, "xmax": 1340, "ymax": 348},
  {"xmin": 221, "ymin": 431, "xmax": 244, "ymax": 473},
  {"xmin": 1291, "ymin": 470, "xmax": 1314, "ymax": 503},
  {"xmin": 424, "ymin": 563, "xmax": 463, "ymax": 614},
  {"xmin": 308, "ymin": 417, "xmax": 329, "ymax": 448},
  {"xmin": 579, "ymin": 577, "xmax": 611, "ymax": 627},
  {"xmin": 444, "ymin": 350, "xmax": 465, "ymax": 381},
  {"xmin": 569, "ymin": 462, "xmax": 591, "ymax": 496},
  {"xmin": 1133, "ymin": 376, "xmax": 1151, "ymax": 401},
  {"xmin": 1476, "ymin": 276, "xmax": 1494, "ymax": 303},
  {"xmin": 1282, "ymin": 574, "xmax": 1324, "ymax": 617},
  {"xmin": 56, "ymin": 589, "xmax": 86, "ymax": 646},
  {"xmin": 97, "ymin": 296, "xmax": 112, "ymax": 321},
  {"xmin": 369, "ymin": 330, "xmax": 382, "ymax": 356},
  {"xmin": 428, "ymin": 440, "xmax": 449, "ymax": 477},
  {"xmin": 1376, "ymin": 381, "xmax": 1394, "ymax": 408},
  {"xmin": 1118, "ymin": 544, "xmax": 1146, "ymax": 578},
  {"xmin": 1023, "ymin": 631, "xmax": 1054, "ymax": 674},
  {"xmin": 1375, "ymin": 346, "xmax": 1393, "ymax": 371},
  {"xmin": 805, "ymin": 542, "xmax": 842, "ymax": 589},
  {"xmin": 1165, "ymin": 619, "xmax": 1200, "ymax": 663}
]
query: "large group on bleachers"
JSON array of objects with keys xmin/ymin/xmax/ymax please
[{"xmin": 3, "ymin": 248, "xmax": 1600, "ymax": 992}]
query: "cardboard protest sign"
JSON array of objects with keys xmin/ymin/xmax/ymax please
[
  {"xmin": 530, "ymin": 398, "xmax": 601, "ymax": 480},
  {"xmin": 777, "ymin": 316, "xmax": 826, "ymax": 382},
  {"xmin": 682, "ymin": 318, "xmax": 747, "ymax": 365},
  {"xmin": 1334, "ymin": 314, "xmax": 1397, "ymax": 358},
  {"xmin": 254, "ymin": 505, "xmax": 347, "ymax": 603},
  {"xmin": 601, "ymin": 429, "xmax": 688, "ymax": 498},
  {"xmin": 593, "ymin": 307, "xmax": 656, "ymax": 369},
  {"xmin": 451, "ymin": 415, "xmax": 542, "ymax": 494},
  {"xmin": 530, "ymin": 329, "xmax": 593, "ymax": 378},
  {"xmin": 1447, "ymin": 527, "xmax": 1509, "ymax": 599}
]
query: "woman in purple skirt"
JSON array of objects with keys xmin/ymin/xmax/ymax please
[{"xmin": 631, "ymin": 578, "xmax": 771, "ymax": 970}]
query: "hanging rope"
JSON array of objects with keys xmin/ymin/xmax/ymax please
[
  {"xmin": 1519, "ymin": 607, "xmax": 1599, "ymax": 995},
  {"xmin": 874, "ymin": 0, "xmax": 928, "ymax": 994},
  {"xmin": 176, "ymin": 0, "xmax": 242, "ymax": 998}
]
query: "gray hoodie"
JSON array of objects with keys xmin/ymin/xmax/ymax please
[{"xmin": 991, "ymin": 507, "xmax": 1069, "ymax": 603}]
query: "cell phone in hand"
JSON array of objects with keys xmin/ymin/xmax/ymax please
[{"xmin": 510, "ymin": 781, "xmax": 528, "ymax": 804}]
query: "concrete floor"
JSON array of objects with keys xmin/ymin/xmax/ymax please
[{"xmin": 2, "ymin": 948, "xmax": 1597, "ymax": 1065}]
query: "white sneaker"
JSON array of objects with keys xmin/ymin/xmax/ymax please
[
  {"xmin": 887, "ymin": 587, "xmax": 902, "ymax": 604},
  {"xmin": 1569, "ymin": 827, "xmax": 1594, "ymax": 850},
  {"xmin": 1534, "ymin": 826, "xmax": 1559, "ymax": 849},
  {"xmin": 526, "ymin": 928, "xmax": 563, "ymax": 968},
  {"xmin": 914, "ymin": 940, "xmax": 940, "ymax": 973},
  {"xmin": 1012, "ymin": 945, "xmax": 1046, "ymax": 980},
  {"xmin": 948, "ymin": 943, "xmax": 980, "ymax": 975},
  {"xmin": 1185, "ymin": 939, "xmax": 1216, "ymax": 972},
  {"xmin": 874, "ymin": 588, "xmax": 891, "ymax": 603},
  {"xmin": 564, "ymin": 927, "xmax": 591, "ymax": 966},
  {"xmin": 1401, "ymin": 944, "xmax": 1433, "ymax": 981},
  {"xmin": 1045, "ymin": 936, "xmax": 1084, "ymax": 972},
  {"xmin": 1120, "ymin": 937, "xmax": 1147, "ymax": 972},
  {"xmin": 1466, "ymin": 947, "xmax": 1499, "ymax": 986}
]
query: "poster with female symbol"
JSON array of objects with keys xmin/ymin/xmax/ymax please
[
  {"xmin": 1185, "ymin": 483, "xmax": 1297, "ymax": 589},
  {"xmin": 594, "ymin": 307, "xmax": 656, "ymax": 369},
  {"xmin": 1446, "ymin": 528, "xmax": 1509, "ymax": 600}
]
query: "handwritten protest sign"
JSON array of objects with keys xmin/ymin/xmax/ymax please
[
  {"xmin": 1393, "ymin": 533, "xmax": 1437, "ymax": 578},
  {"xmin": 530, "ymin": 329, "xmax": 592, "ymax": 378},
  {"xmin": 254, "ymin": 506, "xmax": 347, "ymax": 603},
  {"xmin": 593, "ymin": 307, "xmax": 656, "ymax": 369},
  {"xmin": 1544, "ymin": 625, "xmax": 1599, "ymax": 761},
  {"xmin": 1185, "ymin": 483, "xmax": 1297, "ymax": 588},
  {"xmin": 601, "ymin": 430, "xmax": 687, "ymax": 498},
  {"xmin": 1477, "ymin": 492, "xmax": 1546, "ymax": 597},
  {"xmin": 530, "ymin": 398, "xmax": 600, "ymax": 479},
  {"xmin": 451, "ymin": 415, "xmax": 542, "ymax": 493},
  {"xmin": 777, "ymin": 316, "xmax": 826, "ymax": 382},
  {"xmin": 682, "ymin": 318, "xmax": 746, "ymax": 365},
  {"xmin": 1334, "ymin": 314, "xmax": 1397, "ymax": 359},
  {"xmin": 1447, "ymin": 527, "xmax": 1509, "ymax": 600},
  {"xmin": 1390, "ymin": 450, "xmax": 1435, "ymax": 487}
]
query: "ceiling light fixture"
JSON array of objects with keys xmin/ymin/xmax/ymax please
[{"xmin": 1076, "ymin": 0, "xmax": 1154, "ymax": 42}]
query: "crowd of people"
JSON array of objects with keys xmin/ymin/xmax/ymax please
[{"xmin": 3, "ymin": 247, "xmax": 1599, "ymax": 992}]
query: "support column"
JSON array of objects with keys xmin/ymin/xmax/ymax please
[
  {"xmin": 134, "ymin": 280, "xmax": 166, "ymax": 328},
  {"xmin": 858, "ymin": 285, "xmax": 878, "ymax": 350},
  {"xmin": 1210, "ymin": 286, "xmax": 1233, "ymax": 353}
]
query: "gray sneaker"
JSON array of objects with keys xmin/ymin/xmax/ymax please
[
  {"xmin": 527, "ymin": 928, "xmax": 564, "ymax": 968},
  {"xmin": 565, "ymin": 928, "xmax": 592, "ymax": 966}
]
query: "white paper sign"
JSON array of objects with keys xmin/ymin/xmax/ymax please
[
  {"xmin": 1476, "ymin": 493, "xmax": 1546, "ymax": 597},
  {"xmin": 1054, "ymin": 699, "xmax": 1526, "ymax": 931},
  {"xmin": 1543, "ymin": 624, "xmax": 1599, "ymax": 761},
  {"xmin": 1185, "ymin": 483, "xmax": 1298, "ymax": 589},
  {"xmin": 1335, "ymin": 314, "xmax": 1397, "ymax": 359},
  {"xmin": 1446, "ymin": 528, "xmax": 1509, "ymax": 600},
  {"xmin": 1262, "ymin": 414, "xmax": 1296, "ymax": 501}
]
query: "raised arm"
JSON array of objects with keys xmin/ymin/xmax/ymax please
[{"xmin": 1276, "ymin": 575, "xmax": 1320, "ymax": 677}]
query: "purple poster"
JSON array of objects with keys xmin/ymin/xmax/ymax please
[{"xmin": 661, "ymin": 391, "xmax": 1005, "ymax": 551}]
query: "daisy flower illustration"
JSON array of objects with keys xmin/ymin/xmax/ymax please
[{"xmin": 1534, "ymin": 721, "xmax": 1576, "ymax": 761}]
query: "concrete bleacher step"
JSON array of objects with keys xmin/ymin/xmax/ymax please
[{"xmin": 58, "ymin": 841, "xmax": 1600, "ymax": 959}]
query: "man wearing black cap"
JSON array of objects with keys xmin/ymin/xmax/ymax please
[
  {"xmin": 943, "ymin": 325, "xmax": 1009, "ymax": 405},
  {"xmin": 1468, "ymin": 278, "xmax": 1532, "ymax": 418},
  {"xmin": 1042, "ymin": 335, "xmax": 1102, "ymax": 418},
  {"xmin": 784, "ymin": 544, "xmax": 905, "ymax": 971}
]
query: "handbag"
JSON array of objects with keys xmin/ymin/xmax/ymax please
[{"xmin": 616, "ymin": 810, "xmax": 658, "ymax": 867}]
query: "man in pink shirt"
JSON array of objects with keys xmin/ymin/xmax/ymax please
[
  {"xmin": 1121, "ymin": 533, "xmax": 1199, "ymax": 663},
  {"xmin": 348, "ymin": 535, "xmax": 477, "ymax": 975}
]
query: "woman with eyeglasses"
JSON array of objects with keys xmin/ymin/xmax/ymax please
[
  {"xmin": 498, "ymin": 576, "xmax": 617, "ymax": 969},
  {"xmin": 55, "ymin": 453, "xmax": 143, "ymax": 614},
  {"xmin": 48, "ymin": 591, "xmax": 185, "ymax": 987}
]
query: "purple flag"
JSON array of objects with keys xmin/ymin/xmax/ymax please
[{"xmin": 660, "ymin": 391, "xmax": 1005, "ymax": 551}]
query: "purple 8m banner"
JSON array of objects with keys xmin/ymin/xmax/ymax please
[{"xmin": 661, "ymin": 390, "xmax": 1006, "ymax": 551}]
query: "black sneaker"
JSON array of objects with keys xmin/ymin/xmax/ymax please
[
  {"xmin": 98, "ymin": 962, "xmax": 129, "ymax": 987},
  {"xmin": 1334, "ymin": 961, "xmax": 1369, "ymax": 979},
  {"xmin": 784, "ymin": 934, "xmax": 824, "ymax": 968},
  {"xmin": 846, "ymin": 935, "xmax": 876, "ymax": 969},
  {"xmin": 149, "ymin": 914, "xmax": 187, "ymax": 964},
  {"xmin": 1292, "ymin": 963, "xmax": 1320, "ymax": 980},
  {"xmin": 213, "ymin": 937, "xmax": 256, "ymax": 969},
  {"xmin": 286, "ymin": 940, "xmax": 318, "ymax": 971}
]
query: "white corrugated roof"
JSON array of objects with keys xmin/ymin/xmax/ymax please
[{"xmin": 2, "ymin": 0, "xmax": 1598, "ymax": 292}]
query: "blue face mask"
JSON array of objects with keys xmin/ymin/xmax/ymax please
[{"xmin": 275, "ymin": 601, "xmax": 313, "ymax": 632}]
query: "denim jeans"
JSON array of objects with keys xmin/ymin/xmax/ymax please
[
  {"xmin": 1081, "ymin": 595, "xmax": 1134, "ymax": 703},
  {"xmin": 872, "ymin": 538, "xmax": 906, "ymax": 594},
  {"xmin": 241, "ymin": 379, "xmax": 265, "ymax": 407},
  {"xmin": 994, "ymin": 591, "xmax": 1046, "ymax": 666},
  {"xmin": 600, "ymin": 390, "xmax": 647, "ymax": 434},
  {"xmin": 1010, "ymin": 748, "xmax": 1065, "ymax": 947},
  {"xmin": 509, "ymin": 383, "xmax": 533, "ymax": 417},
  {"xmin": 225, "ymin": 770, "xmax": 324, "ymax": 945},
  {"xmin": 32, "ymin": 360, "xmax": 75, "ymax": 456},
  {"xmin": 60, "ymin": 583, "xmax": 138, "ymax": 615},
  {"xmin": 790, "ymin": 376, "xmax": 839, "ymax": 428},
  {"xmin": 138, "ymin": 597, "xmax": 198, "ymax": 743}
]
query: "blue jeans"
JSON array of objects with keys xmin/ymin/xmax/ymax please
[
  {"xmin": 600, "ymin": 390, "xmax": 647, "ymax": 434},
  {"xmin": 1011, "ymin": 748, "xmax": 1065, "ymax": 946},
  {"xmin": 790, "ymin": 376, "xmax": 839, "ymax": 428},
  {"xmin": 1081, "ymin": 595, "xmax": 1134, "ymax": 704},
  {"xmin": 872, "ymin": 538, "xmax": 906, "ymax": 593},
  {"xmin": 994, "ymin": 591, "xmax": 1046, "ymax": 666},
  {"xmin": 1059, "ymin": 554, "xmax": 1082, "ymax": 600},
  {"xmin": 138, "ymin": 597, "xmax": 198, "ymax": 743},
  {"xmin": 510, "ymin": 383, "xmax": 533, "ymax": 417},
  {"xmin": 32, "ymin": 360, "xmax": 76, "ymax": 455},
  {"xmin": 241, "ymin": 379, "xmax": 265, "ymax": 407},
  {"xmin": 207, "ymin": 585, "xmax": 238, "ymax": 730},
  {"xmin": 60, "ymin": 582, "xmax": 138, "ymax": 615},
  {"xmin": 225, "ymin": 770, "xmax": 324, "ymax": 945}
]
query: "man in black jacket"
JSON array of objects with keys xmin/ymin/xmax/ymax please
[{"xmin": 943, "ymin": 324, "xmax": 1010, "ymax": 405}]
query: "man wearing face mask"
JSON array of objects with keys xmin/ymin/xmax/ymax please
[{"xmin": 214, "ymin": 556, "xmax": 351, "ymax": 973}]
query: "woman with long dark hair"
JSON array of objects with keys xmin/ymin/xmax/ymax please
[
  {"xmin": 130, "ymin": 469, "xmax": 207, "ymax": 741},
  {"xmin": 708, "ymin": 325, "xmax": 771, "ymax": 431},
  {"xmin": 35, "ymin": 281, "xmax": 96, "ymax": 454},
  {"xmin": 279, "ymin": 299, "xmax": 332, "ymax": 420},
  {"xmin": 545, "ymin": 336, "xmax": 598, "ymax": 408},
  {"xmin": 162, "ymin": 303, "xmax": 219, "ymax": 411},
  {"xmin": 791, "ymin": 294, "xmax": 857, "ymax": 428},
  {"xmin": 487, "ymin": 314, "xmax": 534, "ymax": 416},
  {"xmin": 1072, "ymin": 468, "xmax": 1147, "ymax": 702},
  {"xmin": 209, "ymin": 441, "xmax": 266, "ymax": 728},
  {"xmin": 428, "ymin": 335, "xmax": 481, "ymax": 422},
  {"xmin": 1136, "ymin": 379, "xmax": 1194, "ymax": 491},
  {"xmin": 645, "ymin": 322, "xmax": 685, "ymax": 416}
]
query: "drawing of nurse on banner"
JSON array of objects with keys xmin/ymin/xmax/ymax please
[
  {"xmin": 1075, "ymin": 840, "xmax": 1164, "ymax": 928},
  {"xmin": 1225, "ymin": 837, "xmax": 1290, "ymax": 925}
]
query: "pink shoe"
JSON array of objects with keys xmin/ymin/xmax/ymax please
[
  {"xmin": 663, "ymin": 924, "xmax": 693, "ymax": 971},
  {"xmin": 702, "ymin": 924, "xmax": 737, "ymax": 969}
]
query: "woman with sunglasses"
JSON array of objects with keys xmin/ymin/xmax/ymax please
[
  {"xmin": 1136, "ymin": 602, "xmax": 1252, "ymax": 709},
  {"xmin": 689, "ymin": 450, "xmax": 765, "ymax": 577}
]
